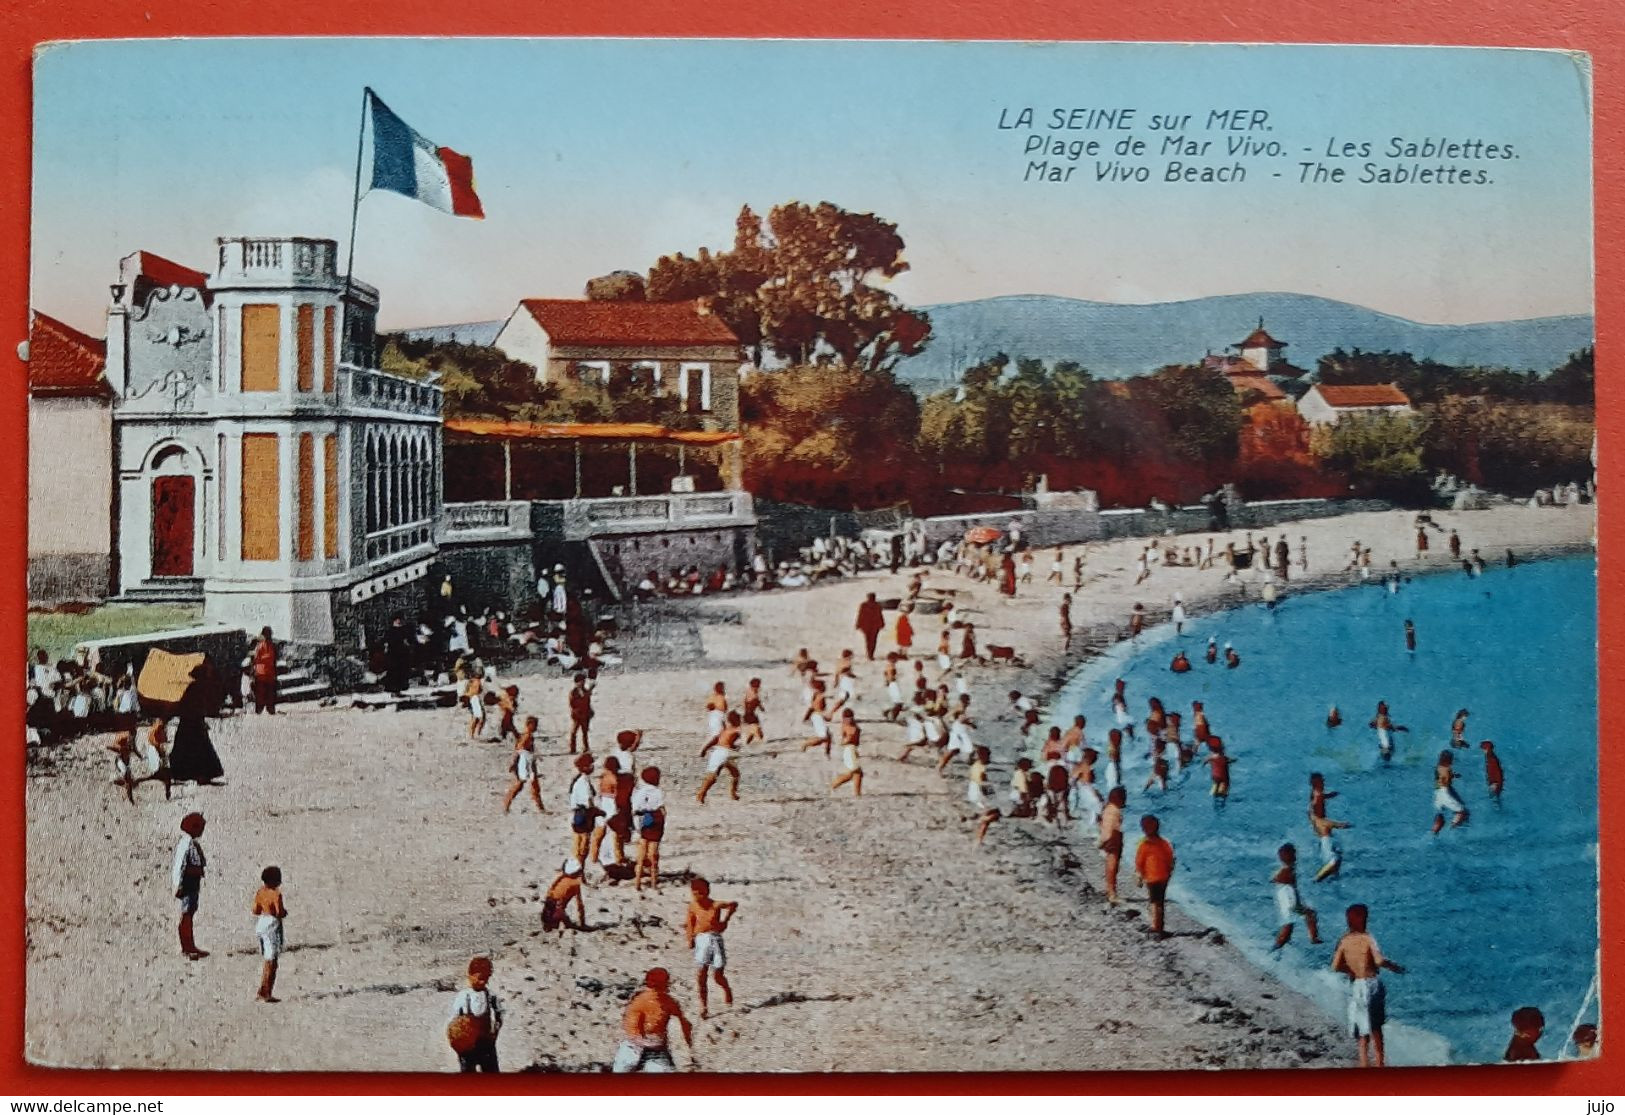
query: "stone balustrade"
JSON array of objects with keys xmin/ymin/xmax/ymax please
[
  {"xmin": 438, "ymin": 491, "xmax": 756, "ymax": 545},
  {"xmin": 338, "ymin": 365, "xmax": 442, "ymax": 418}
]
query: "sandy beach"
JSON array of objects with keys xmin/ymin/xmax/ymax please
[{"xmin": 25, "ymin": 503, "xmax": 1595, "ymax": 1073}]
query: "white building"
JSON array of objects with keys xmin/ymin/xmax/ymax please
[
  {"xmin": 1297, "ymin": 382, "xmax": 1414, "ymax": 426},
  {"xmin": 26, "ymin": 312, "xmax": 114, "ymax": 603},
  {"xmin": 107, "ymin": 237, "xmax": 442, "ymax": 644}
]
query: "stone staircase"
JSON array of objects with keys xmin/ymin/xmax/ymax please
[
  {"xmin": 114, "ymin": 577, "xmax": 206, "ymax": 603},
  {"xmin": 270, "ymin": 645, "xmax": 338, "ymax": 706}
]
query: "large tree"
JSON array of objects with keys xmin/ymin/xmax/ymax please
[
  {"xmin": 1544, "ymin": 346, "xmax": 1595, "ymax": 406},
  {"xmin": 1310, "ymin": 410, "xmax": 1430, "ymax": 502},
  {"xmin": 646, "ymin": 201, "xmax": 931, "ymax": 372},
  {"xmin": 584, "ymin": 270, "xmax": 647, "ymax": 301},
  {"xmin": 915, "ymin": 357, "xmax": 1245, "ymax": 506},
  {"xmin": 739, "ymin": 364, "xmax": 923, "ymax": 507}
]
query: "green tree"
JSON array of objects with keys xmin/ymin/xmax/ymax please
[
  {"xmin": 1138, "ymin": 364, "xmax": 1243, "ymax": 464},
  {"xmin": 1422, "ymin": 396, "xmax": 1593, "ymax": 493},
  {"xmin": 1544, "ymin": 346, "xmax": 1595, "ymax": 405},
  {"xmin": 584, "ymin": 270, "xmax": 647, "ymax": 301},
  {"xmin": 739, "ymin": 364, "xmax": 922, "ymax": 507},
  {"xmin": 377, "ymin": 337, "xmax": 700, "ymax": 427},
  {"xmin": 1311, "ymin": 411, "xmax": 1430, "ymax": 502},
  {"xmin": 647, "ymin": 201, "xmax": 931, "ymax": 372}
]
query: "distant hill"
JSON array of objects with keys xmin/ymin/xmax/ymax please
[
  {"xmin": 892, "ymin": 293, "xmax": 1593, "ymax": 393},
  {"xmin": 393, "ymin": 293, "xmax": 1594, "ymax": 394}
]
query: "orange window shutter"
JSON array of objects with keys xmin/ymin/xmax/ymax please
[
  {"xmin": 241, "ymin": 304, "xmax": 281, "ymax": 392},
  {"xmin": 240, "ymin": 434, "xmax": 281, "ymax": 560},
  {"xmin": 296, "ymin": 433, "xmax": 316, "ymax": 561},
  {"xmin": 323, "ymin": 434, "xmax": 340, "ymax": 559},
  {"xmin": 322, "ymin": 306, "xmax": 336, "ymax": 392},
  {"xmin": 296, "ymin": 304, "xmax": 315, "ymax": 392}
]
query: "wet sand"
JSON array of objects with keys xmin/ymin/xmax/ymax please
[{"xmin": 25, "ymin": 504, "xmax": 1594, "ymax": 1072}]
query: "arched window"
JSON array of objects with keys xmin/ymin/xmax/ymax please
[
  {"xmin": 365, "ymin": 435, "xmax": 377, "ymax": 534},
  {"xmin": 395, "ymin": 433, "xmax": 407, "ymax": 528},
  {"xmin": 408, "ymin": 437, "xmax": 421, "ymax": 524},
  {"xmin": 386, "ymin": 435, "xmax": 399, "ymax": 530},
  {"xmin": 424, "ymin": 434, "xmax": 435, "ymax": 517}
]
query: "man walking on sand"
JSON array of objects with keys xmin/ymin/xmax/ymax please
[
  {"xmin": 1134, "ymin": 813, "xmax": 1175, "ymax": 937},
  {"xmin": 855, "ymin": 592, "xmax": 886, "ymax": 661},
  {"xmin": 173, "ymin": 812, "xmax": 209, "ymax": 959},
  {"xmin": 614, "ymin": 968, "xmax": 694, "ymax": 1073},
  {"xmin": 1331, "ymin": 903, "xmax": 1406, "ymax": 1068},
  {"xmin": 686, "ymin": 877, "xmax": 738, "ymax": 1019}
]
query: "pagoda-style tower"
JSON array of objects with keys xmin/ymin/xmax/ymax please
[{"xmin": 1233, "ymin": 318, "xmax": 1288, "ymax": 373}]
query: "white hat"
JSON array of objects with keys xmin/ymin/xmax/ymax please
[
  {"xmin": 563, "ymin": 858, "xmax": 583, "ymax": 875},
  {"xmin": 1224, "ymin": 642, "xmax": 1233, "ymax": 650}
]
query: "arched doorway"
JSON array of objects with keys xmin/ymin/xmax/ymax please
[{"xmin": 149, "ymin": 446, "xmax": 196, "ymax": 577}]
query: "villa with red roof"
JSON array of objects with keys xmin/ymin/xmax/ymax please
[
  {"xmin": 492, "ymin": 296, "xmax": 745, "ymax": 487},
  {"xmin": 1297, "ymin": 382, "xmax": 1415, "ymax": 425}
]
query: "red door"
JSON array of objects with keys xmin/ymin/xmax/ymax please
[{"xmin": 151, "ymin": 475, "xmax": 195, "ymax": 577}]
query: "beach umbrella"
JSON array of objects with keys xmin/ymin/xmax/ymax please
[{"xmin": 964, "ymin": 526, "xmax": 1001, "ymax": 544}]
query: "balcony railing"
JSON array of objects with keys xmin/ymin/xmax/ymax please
[
  {"xmin": 562, "ymin": 491, "xmax": 754, "ymax": 539},
  {"xmin": 338, "ymin": 365, "xmax": 443, "ymax": 417},
  {"xmin": 213, "ymin": 237, "xmax": 352, "ymax": 289},
  {"xmin": 438, "ymin": 492, "xmax": 756, "ymax": 546},
  {"xmin": 364, "ymin": 520, "xmax": 436, "ymax": 562},
  {"xmin": 439, "ymin": 501, "xmax": 533, "ymax": 544}
]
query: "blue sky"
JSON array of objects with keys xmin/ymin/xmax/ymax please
[{"xmin": 32, "ymin": 39, "xmax": 1593, "ymax": 334}]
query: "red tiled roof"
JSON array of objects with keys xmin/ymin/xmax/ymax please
[
  {"xmin": 28, "ymin": 312, "xmax": 109, "ymax": 398},
  {"xmin": 1227, "ymin": 375, "xmax": 1286, "ymax": 401},
  {"xmin": 519, "ymin": 299, "xmax": 739, "ymax": 348},
  {"xmin": 1237, "ymin": 327, "xmax": 1286, "ymax": 349},
  {"xmin": 127, "ymin": 251, "xmax": 209, "ymax": 290},
  {"xmin": 1314, "ymin": 383, "xmax": 1411, "ymax": 408},
  {"xmin": 446, "ymin": 417, "xmax": 739, "ymax": 445},
  {"xmin": 1204, "ymin": 353, "xmax": 1277, "ymax": 377}
]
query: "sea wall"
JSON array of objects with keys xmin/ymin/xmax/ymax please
[
  {"xmin": 759, "ymin": 495, "xmax": 1394, "ymax": 557},
  {"xmin": 76, "ymin": 624, "xmax": 248, "ymax": 682}
]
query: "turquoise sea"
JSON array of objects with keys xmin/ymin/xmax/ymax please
[{"xmin": 1050, "ymin": 554, "xmax": 1599, "ymax": 1065}]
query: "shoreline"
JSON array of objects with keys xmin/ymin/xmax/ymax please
[
  {"xmin": 1032, "ymin": 537, "xmax": 1595, "ymax": 1068},
  {"xmin": 25, "ymin": 504, "xmax": 1595, "ymax": 1072}
]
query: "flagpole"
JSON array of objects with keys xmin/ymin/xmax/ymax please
[{"xmin": 340, "ymin": 86, "xmax": 371, "ymax": 369}]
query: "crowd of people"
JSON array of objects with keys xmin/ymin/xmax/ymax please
[
  {"xmin": 446, "ymin": 511, "xmax": 1588, "ymax": 1071},
  {"xmin": 45, "ymin": 506, "xmax": 1598, "ymax": 1073},
  {"xmin": 25, "ymin": 647, "xmax": 140, "ymax": 745}
]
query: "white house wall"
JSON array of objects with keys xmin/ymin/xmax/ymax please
[
  {"xmin": 492, "ymin": 311, "xmax": 552, "ymax": 380},
  {"xmin": 29, "ymin": 397, "xmax": 112, "ymax": 556}
]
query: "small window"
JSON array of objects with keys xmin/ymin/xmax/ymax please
[{"xmin": 630, "ymin": 360, "xmax": 663, "ymax": 395}]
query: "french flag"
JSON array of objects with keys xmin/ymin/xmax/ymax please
[{"xmin": 367, "ymin": 90, "xmax": 485, "ymax": 219}]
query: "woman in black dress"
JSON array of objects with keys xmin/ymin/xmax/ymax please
[
  {"xmin": 384, "ymin": 613, "xmax": 414, "ymax": 695},
  {"xmin": 167, "ymin": 664, "xmax": 225, "ymax": 784}
]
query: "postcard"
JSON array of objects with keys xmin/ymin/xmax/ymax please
[{"xmin": 24, "ymin": 39, "xmax": 1596, "ymax": 1072}]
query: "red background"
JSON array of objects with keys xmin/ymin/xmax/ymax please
[{"xmin": 1, "ymin": 0, "xmax": 1618, "ymax": 1096}]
